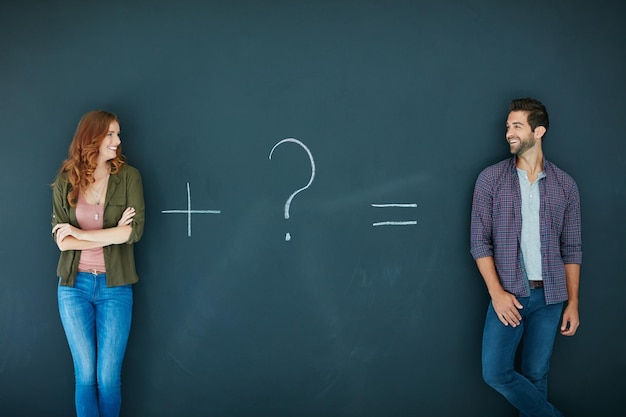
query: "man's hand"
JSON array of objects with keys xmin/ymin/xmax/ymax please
[
  {"xmin": 491, "ymin": 290, "xmax": 523, "ymax": 327},
  {"xmin": 560, "ymin": 304, "xmax": 580, "ymax": 336}
]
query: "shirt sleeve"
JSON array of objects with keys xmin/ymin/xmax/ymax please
[
  {"xmin": 51, "ymin": 175, "xmax": 70, "ymax": 242},
  {"xmin": 470, "ymin": 169, "xmax": 494, "ymax": 260},
  {"xmin": 124, "ymin": 167, "xmax": 145, "ymax": 245},
  {"xmin": 560, "ymin": 179, "xmax": 582, "ymax": 265}
]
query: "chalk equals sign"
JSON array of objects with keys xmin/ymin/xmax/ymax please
[{"xmin": 371, "ymin": 203, "xmax": 418, "ymax": 227}]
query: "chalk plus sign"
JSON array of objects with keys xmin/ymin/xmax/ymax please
[{"xmin": 161, "ymin": 182, "xmax": 221, "ymax": 237}]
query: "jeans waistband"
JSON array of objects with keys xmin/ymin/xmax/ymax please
[{"xmin": 78, "ymin": 268, "xmax": 106, "ymax": 276}]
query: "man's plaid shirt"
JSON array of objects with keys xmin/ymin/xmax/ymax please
[{"xmin": 470, "ymin": 156, "xmax": 582, "ymax": 304}]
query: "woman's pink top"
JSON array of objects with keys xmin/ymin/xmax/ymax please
[{"xmin": 75, "ymin": 193, "xmax": 106, "ymax": 273}]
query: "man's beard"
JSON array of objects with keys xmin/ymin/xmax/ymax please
[{"xmin": 511, "ymin": 134, "xmax": 536, "ymax": 156}]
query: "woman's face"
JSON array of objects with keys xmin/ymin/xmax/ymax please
[{"xmin": 98, "ymin": 120, "xmax": 121, "ymax": 163}]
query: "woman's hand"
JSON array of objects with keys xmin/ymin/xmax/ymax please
[
  {"xmin": 117, "ymin": 207, "xmax": 136, "ymax": 227},
  {"xmin": 52, "ymin": 223, "xmax": 83, "ymax": 242},
  {"xmin": 52, "ymin": 207, "xmax": 136, "ymax": 250}
]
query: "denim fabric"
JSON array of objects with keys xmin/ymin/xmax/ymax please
[
  {"xmin": 482, "ymin": 287, "xmax": 564, "ymax": 417},
  {"xmin": 58, "ymin": 272, "xmax": 133, "ymax": 417}
]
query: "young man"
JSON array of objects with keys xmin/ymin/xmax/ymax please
[{"xmin": 470, "ymin": 98, "xmax": 582, "ymax": 416}]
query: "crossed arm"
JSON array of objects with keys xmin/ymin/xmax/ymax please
[{"xmin": 52, "ymin": 207, "xmax": 136, "ymax": 251}]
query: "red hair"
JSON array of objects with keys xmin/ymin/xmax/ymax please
[{"xmin": 57, "ymin": 110, "xmax": 126, "ymax": 206}]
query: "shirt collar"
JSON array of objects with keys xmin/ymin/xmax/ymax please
[{"xmin": 509, "ymin": 155, "xmax": 552, "ymax": 175}]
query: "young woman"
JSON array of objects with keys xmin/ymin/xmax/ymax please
[{"xmin": 51, "ymin": 110, "xmax": 145, "ymax": 417}]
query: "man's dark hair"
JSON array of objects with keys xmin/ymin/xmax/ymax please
[{"xmin": 509, "ymin": 98, "xmax": 549, "ymax": 137}]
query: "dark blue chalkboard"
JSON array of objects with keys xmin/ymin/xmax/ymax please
[{"xmin": 1, "ymin": 1, "xmax": 624, "ymax": 416}]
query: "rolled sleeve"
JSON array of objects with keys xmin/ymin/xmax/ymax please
[
  {"xmin": 124, "ymin": 168, "xmax": 145, "ymax": 244},
  {"xmin": 51, "ymin": 174, "xmax": 71, "ymax": 242},
  {"xmin": 560, "ymin": 181, "xmax": 582, "ymax": 265},
  {"xmin": 470, "ymin": 171, "xmax": 494, "ymax": 260}
]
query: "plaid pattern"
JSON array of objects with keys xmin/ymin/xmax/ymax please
[{"xmin": 470, "ymin": 157, "xmax": 582, "ymax": 304}]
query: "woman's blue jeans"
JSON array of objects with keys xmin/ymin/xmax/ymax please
[
  {"xmin": 482, "ymin": 287, "xmax": 564, "ymax": 417},
  {"xmin": 58, "ymin": 272, "xmax": 133, "ymax": 417}
]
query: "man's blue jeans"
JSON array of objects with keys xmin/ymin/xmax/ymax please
[
  {"xmin": 58, "ymin": 272, "xmax": 133, "ymax": 417},
  {"xmin": 482, "ymin": 287, "xmax": 564, "ymax": 417}
]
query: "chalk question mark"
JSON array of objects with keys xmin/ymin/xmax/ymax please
[{"xmin": 269, "ymin": 138, "xmax": 316, "ymax": 241}]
